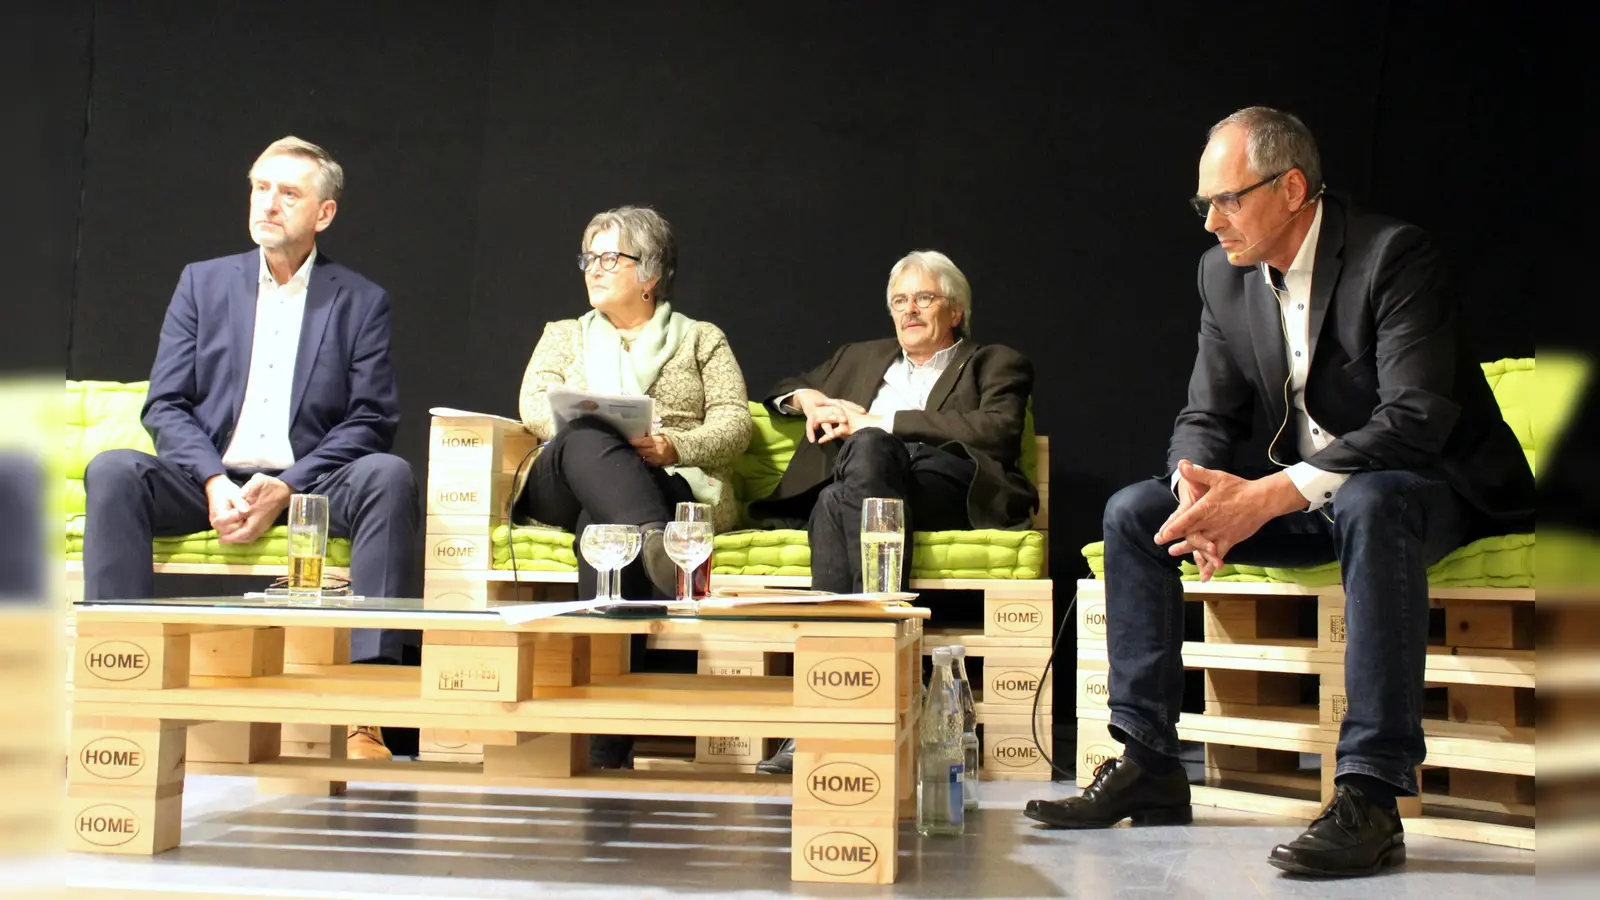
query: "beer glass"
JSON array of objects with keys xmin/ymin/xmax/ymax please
[{"xmin": 287, "ymin": 494, "xmax": 330, "ymax": 598}]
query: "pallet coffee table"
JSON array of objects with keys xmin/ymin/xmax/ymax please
[{"xmin": 67, "ymin": 595, "xmax": 926, "ymax": 884}]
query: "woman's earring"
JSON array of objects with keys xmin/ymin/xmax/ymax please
[{"xmin": 642, "ymin": 291, "xmax": 652, "ymax": 302}]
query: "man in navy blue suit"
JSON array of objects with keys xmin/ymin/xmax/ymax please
[{"xmin": 83, "ymin": 137, "xmax": 418, "ymax": 699}]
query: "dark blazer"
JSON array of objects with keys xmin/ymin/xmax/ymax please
[
  {"xmin": 141, "ymin": 249, "xmax": 400, "ymax": 491},
  {"xmin": 758, "ymin": 339, "xmax": 1038, "ymax": 530},
  {"xmin": 1167, "ymin": 194, "xmax": 1534, "ymax": 525}
]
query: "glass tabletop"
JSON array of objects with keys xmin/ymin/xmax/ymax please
[
  {"xmin": 77, "ymin": 594, "xmax": 434, "ymax": 612},
  {"xmin": 72, "ymin": 594, "xmax": 923, "ymax": 623}
]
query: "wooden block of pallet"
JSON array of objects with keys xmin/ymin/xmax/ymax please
[
  {"xmin": 423, "ymin": 515, "xmax": 499, "ymax": 572},
  {"xmin": 695, "ymin": 649, "xmax": 781, "ymax": 766},
  {"xmin": 425, "ymin": 465, "xmax": 513, "ymax": 518},
  {"xmin": 981, "ymin": 711, "xmax": 1053, "ymax": 780},
  {"xmin": 981, "ymin": 650, "xmax": 1053, "ymax": 708}
]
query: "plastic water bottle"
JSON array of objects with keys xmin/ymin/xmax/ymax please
[
  {"xmin": 950, "ymin": 644, "xmax": 980, "ymax": 811},
  {"xmin": 917, "ymin": 647, "xmax": 965, "ymax": 836}
]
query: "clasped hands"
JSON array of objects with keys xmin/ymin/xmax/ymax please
[
  {"xmin": 1153, "ymin": 460, "xmax": 1307, "ymax": 581},
  {"xmin": 205, "ymin": 473, "xmax": 294, "ymax": 544},
  {"xmin": 793, "ymin": 389, "xmax": 885, "ymax": 443}
]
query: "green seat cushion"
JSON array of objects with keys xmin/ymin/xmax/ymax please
[
  {"xmin": 491, "ymin": 524, "xmax": 1044, "ymax": 579},
  {"xmin": 65, "ymin": 517, "xmax": 351, "ymax": 567},
  {"xmin": 65, "ymin": 380, "xmax": 351, "ymax": 566},
  {"xmin": 66, "ymin": 380, "xmax": 157, "ymax": 517},
  {"xmin": 1078, "ymin": 358, "xmax": 1550, "ymax": 590},
  {"xmin": 1079, "ymin": 532, "xmax": 1534, "ymax": 589},
  {"xmin": 491, "ymin": 524, "xmax": 579, "ymax": 571},
  {"xmin": 490, "ymin": 399, "xmax": 1046, "ymax": 580}
]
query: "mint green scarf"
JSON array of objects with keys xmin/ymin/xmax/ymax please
[
  {"xmin": 578, "ymin": 302, "xmax": 723, "ymax": 511},
  {"xmin": 580, "ymin": 302, "xmax": 693, "ymax": 395}
]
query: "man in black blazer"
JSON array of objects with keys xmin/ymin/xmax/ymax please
[
  {"xmin": 749, "ymin": 250, "xmax": 1036, "ymax": 773},
  {"xmin": 1023, "ymin": 109, "xmax": 1533, "ymax": 877},
  {"xmin": 82, "ymin": 138, "xmax": 418, "ymax": 757}
]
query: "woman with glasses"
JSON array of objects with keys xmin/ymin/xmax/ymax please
[{"xmin": 512, "ymin": 207, "xmax": 752, "ymax": 766}]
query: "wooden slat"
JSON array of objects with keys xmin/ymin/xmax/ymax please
[{"xmin": 192, "ymin": 756, "xmax": 793, "ymax": 795}]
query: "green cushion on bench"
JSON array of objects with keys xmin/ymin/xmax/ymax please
[
  {"xmin": 489, "ymin": 399, "xmax": 1048, "ymax": 580},
  {"xmin": 65, "ymin": 380, "xmax": 352, "ymax": 565},
  {"xmin": 1080, "ymin": 533, "xmax": 1535, "ymax": 588},
  {"xmin": 1078, "ymin": 358, "xmax": 1546, "ymax": 589},
  {"xmin": 491, "ymin": 523, "xmax": 579, "ymax": 570},
  {"xmin": 65, "ymin": 518, "xmax": 352, "ymax": 567},
  {"xmin": 490, "ymin": 524, "xmax": 1045, "ymax": 579}
]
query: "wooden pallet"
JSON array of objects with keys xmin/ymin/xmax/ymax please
[
  {"xmin": 68, "ymin": 601, "xmax": 924, "ymax": 884},
  {"xmin": 1075, "ymin": 577, "xmax": 1538, "ymax": 850}
]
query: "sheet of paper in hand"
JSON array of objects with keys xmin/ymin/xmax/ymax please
[{"xmin": 547, "ymin": 386, "xmax": 655, "ymax": 440}]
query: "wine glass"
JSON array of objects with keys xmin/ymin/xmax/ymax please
[
  {"xmin": 663, "ymin": 521, "xmax": 714, "ymax": 605},
  {"xmin": 580, "ymin": 524, "xmax": 631, "ymax": 601},
  {"xmin": 610, "ymin": 525, "xmax": 643, "ymax": 601}
]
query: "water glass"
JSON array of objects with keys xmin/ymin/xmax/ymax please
[
  {"xmin": 286, "ymin": 494, "xmax": 329, "ymax": 599},
  {"xmin": 663, "ymin": 520, "xmax": 714, "ymax": 604},
  {"xmin": 612, "ymin": 525, "xmax": 643, "ymax": 601},
  {"xmin": 860, "ymin": 497, "xmax": 905, "ymax": 594},
  {"xmin": 675, "ymin": 502, "xmax": 711, "ymax": 523},
  {"xmin": 580, "ymin": 524, "xmax": 638, "ymax": 601}
]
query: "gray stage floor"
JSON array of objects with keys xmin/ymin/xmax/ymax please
[{"xmin": 43, "ymin": 773, "xmax": 1549, "ymax": 899}]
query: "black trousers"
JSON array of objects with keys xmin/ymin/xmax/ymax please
[
  {"xmin": 82, "ymin": 448, "xmax": 419, "ymax": 662},
  {"xmin": 514, "ymin": 417, "xmax": 694, "ymax": 600},
  {"xmin": 765, "ymin": 428, "xmax": 975, "ymax": 593}
]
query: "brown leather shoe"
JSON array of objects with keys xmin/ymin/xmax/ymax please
[{"xmin": 347, "ymin": 726, "xmax": 392, "ymax": 761}]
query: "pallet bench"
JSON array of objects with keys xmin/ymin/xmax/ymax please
[
  {"xmin": 1075, "ymin": 578, "xmax": 1536, "ymax": 850},
  {"xmin": 421, "ymin": 411, "xmax": 1057, "ymax": 778}
]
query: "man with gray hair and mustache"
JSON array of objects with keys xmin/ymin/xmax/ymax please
[{"xmin": 749, "ymin": 249, "xmax": 1038, "ymax": 774}]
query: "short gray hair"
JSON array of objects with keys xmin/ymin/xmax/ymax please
[
  {"xmin": 582, "ymin": 206, "xmax": 678, "ymax": 304},
  {"xmin": 886, "ymin": 250, "xmax": 972, "ymax": 340},
  {"xmin": 252, "ymin": 136, "xmax": 344, "ymax": 202},
  {"xmin": 1208, "ymin": 107, "xmax": 1322, "ymax": 195}
]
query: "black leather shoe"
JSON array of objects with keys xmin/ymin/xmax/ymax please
[
  {"xmin": 756, "ymin": 738, "xmax": 795, "ymax": 775},
  {"xmin": 1268, "ymin": 784, "xmax": 1405, "ymax": 877},
  {"xmin": 1023, "ymin": 756, "xmax": 1191, "ymax": 828},
  {"xmin": 641, "ymin": 528, "xmax": 677, "ymax": 598}
]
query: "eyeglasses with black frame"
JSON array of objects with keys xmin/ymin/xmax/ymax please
[
  {"xmin": 889, "ymin": 291, "xmax": 944, "ymax": 311},
  {"xmin": 1189, "ymin": 171, "xmax": 1287, "ymax": 218},
  {"xmin": 577, "ymin": 250, "xmax": 642, "ymax": 272}
]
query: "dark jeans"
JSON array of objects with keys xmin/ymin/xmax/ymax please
[
  {"xmin": 513, "ymin": 416, "xmax": 694, "ymax": 601},
  {"xmin": 764, "ymin": 428, "xmax": 975, "ymax": 593},
  {"xmin": 1102, "ymin": 470, "xmax": 1481, "ymax": 796},
  {"xmin": 82, "ymin": 449, "xmax": 419, "ymax": 662}
]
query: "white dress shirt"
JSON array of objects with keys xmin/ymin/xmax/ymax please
[
  {"xmin": 778, "ymin": 341, "xmax": 963, "ymax": 434},
  {"xmin": 1266, "ymin": 201, "xmax": 1348, "ymax": 510},
  {"xmin": 866, "ymin": 341, "xmax": 963, "ymax": 433},
  {"xmin": 220, "ymin": 248, "xmax": 315, "ymax": 470}
]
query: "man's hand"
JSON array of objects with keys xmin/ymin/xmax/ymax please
[
  {"xmin": 794, "ymin": 390, "xmax": 866, "ymax": 444},
  {"xmin": 205, "ymin": 476, "xmax": 251, "ymax": 541},
  {"xmin": 1154, "ymin": 463, "xmax": 1307, "ymax": 579},
  {"xmin": 817, "ymin": 406, "xmax": 888, "ymax": 444},
  {"xmin": 1159, "ymin": 462, "xmax": 1225, "ymax": 580},
  {"xmin": 629, "ymin": 433, "xmax": 680, "ymax": 467},
  {"xmin": 222, "ymin": 474, "xmax": 293, "ymax": 544}
]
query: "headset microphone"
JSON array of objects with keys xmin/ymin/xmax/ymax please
[{"xmin": 1225, "ymin": 184, "xmax": 1326, "ymax": 265}]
